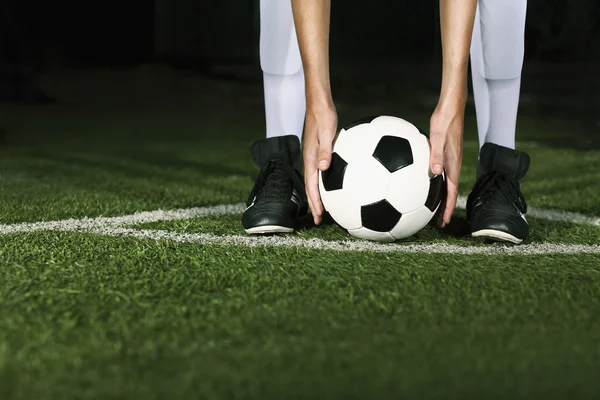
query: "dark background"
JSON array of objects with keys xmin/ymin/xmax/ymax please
[
  {"xmin": 1, "ymin": 0, "xmax": 599, "ymax": 131},
  {"xmin": 4, "ymin": 0, "xmax": 600, "ymax": 65}
]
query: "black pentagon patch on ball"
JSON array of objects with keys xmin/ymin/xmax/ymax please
[
  {"xmin": 425, "ymin": 174, "xmax": 446, "ymax": 212},
  {"xmin": 373, "ymin": 135, "xmax": 414, "ymax": 173},
  {"xmin": 342, "ymin": 115, "xmax": 378, "ymax": 130},
  {"xmin": 321, "ymin": 152, "xmax": 348, "ymax": 191},
  {"xmin": 361, "ymin": 199, "xmax": 402, "ymax": 232}
]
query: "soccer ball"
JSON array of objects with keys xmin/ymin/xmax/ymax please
[{"xmin": 318, "ymin": 115, "xmax": 445, "ymax": 242}]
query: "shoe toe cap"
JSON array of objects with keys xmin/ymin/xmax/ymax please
[
  {"xmin": 242, "ymin": 207, "xmax": 296, "ymax": 231},
  {"xmin": 471, "ymin": 212, "xmax": 529, "ymax": 242}
]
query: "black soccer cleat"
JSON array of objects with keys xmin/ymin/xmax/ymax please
[
  {"xmin": 466, "ymin": 143, "xmax": 531, "ymax": 244},
  {"xmin": 242, "ymin": 135, "xmax": 308, "ymax": 234}
]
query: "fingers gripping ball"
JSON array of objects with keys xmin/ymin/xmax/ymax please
[{"xmin": 318, "ymin": 116, "xmax": 446, "ymax": 242}]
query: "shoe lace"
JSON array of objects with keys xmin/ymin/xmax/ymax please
[
  {"xmin": 470, "ymin": 171, "xmax": 527, "ymax": 214},
  {"xmin": 249, "ymin": 159, "xmax": 305, "ymax": 204}
]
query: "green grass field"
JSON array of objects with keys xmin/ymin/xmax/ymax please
[{"xmin": 1, "ymin": 75, "xmax": 600, "ymax": 399}]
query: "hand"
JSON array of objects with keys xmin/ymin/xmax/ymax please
[
  {"xmin": 303, "ymin": 105, "xmax": 338, "ymax": 225},
  {"xmin": 429, "ymin": 104, "xmax": 465, "ymax": 228}
]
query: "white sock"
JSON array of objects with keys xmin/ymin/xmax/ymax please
[
  {"xmin": 485, "ymin": 77, "xmax": 521, "ymax": 149},
  {"xmin": 470, "ymin": 0, "xmax": 526, "ymax": 150},
  {"xmin": 260, "ymin": 0, "xmax": 306, "ymax": 141},
  {"xmin": 472, "ymin": 74, "xmax": 521, "ymax": 151},
  {"xmin": 471, "ymin": 62, "xmax": 491, "ymax": 146},
  {"xmin": 263, "ymin": 71, "xmax": 306, "ymax": 140}
]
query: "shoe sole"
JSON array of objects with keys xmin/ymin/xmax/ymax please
[
  {"xmin": 245, "ymin": 225, "xmax": 294, "ymax": 235},
  {"xmin": 472, "ymin": 229, "xmax": 524, "ymax": 245}
]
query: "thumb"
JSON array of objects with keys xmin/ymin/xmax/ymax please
[
  {"xmin": 429, "ymin": 136, "xmax": 445, "ymax": 176},
  {"xmin": 317, "ymin": 139, "xmax": 334, "ymax": 171}
]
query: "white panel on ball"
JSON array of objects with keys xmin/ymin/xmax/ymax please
[
  {"xmin": 389, "ymin": 206, "xmax": 435, "ymax": 240},
  {"xmin": 334, "ymin": 124, "xmax": 386, "ymax": 164},
  {"xmin": 370, "ymin": 116, "xmax": 424, "ymax": 142},
  {"xmin": 386, "ymin": 164, "xmax": 430, "ymax": 214},
  {"xmin": 318, "ymin": 173, "xmax": 362, "ymax": 230},
  {"xmin": 341, "ymin": 157, "xmax": 391, "ymax": 206},
  {"xmin": 347, "ymin": 227, "xmax": 395, "ymax": 243},
  {"xmin": 404, "ymin": 132, "xmax": 431, "ymax": 173}
]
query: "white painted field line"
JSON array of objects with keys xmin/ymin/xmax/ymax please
[
  {"xmin": 454, "ymin": 196, "xmax": 600, "ymax": 226},
  {"xmin": 0, "ymin": 204, "xmax": 246, "ymax": 235},
  {"xmin": 1, "ymin": 201, "xmax": 598, "ymax": 254},
  {"xmin": 93, "ymin": 227, "xmax": 600, "ymax": 255},
  {"xmin": 1, "ymin": 196, "xmax": 598, "ymax": 237}
]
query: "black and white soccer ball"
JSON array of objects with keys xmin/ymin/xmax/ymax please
[{"xmin": 318, "ymin": 115, "xmax": 446, "ymax": 242}]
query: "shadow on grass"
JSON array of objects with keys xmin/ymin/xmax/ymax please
[
  {"xmin": 296, "ymin": 210, "xmax": 472, "ymax": 241},
  {"xmin": 295, "ymin": 212, "xmax": 337, "ymax": 231},
  {"xmin": 438, "ymin": 215, "xmax": 472, "ymax": 239}
]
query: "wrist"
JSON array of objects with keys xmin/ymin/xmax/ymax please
[
  {"xmin": 439, "ymin": 61, "xmax": 468, "ymax": 104},
  {"xmin": 305, "ymin": 83, "xmax": 335, "ymax": 111},
  {"xmin": 437, "ymin": 89, "xmax": 467, "ymax": 113},
  {"xmin": 438, "ymin": 77, "xmax": 468, "ymax": 112}
]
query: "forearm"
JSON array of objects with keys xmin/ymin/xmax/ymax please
[
  {"xmin": 438, "ymin": 0, "xmax": 478, "ymax": 109},
  {"xmin": 291, "ymin": 0, "xmax": 334, "ymax": 108}
]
